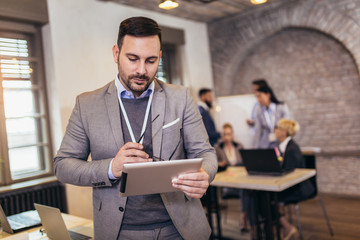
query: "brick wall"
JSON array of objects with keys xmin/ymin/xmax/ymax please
[
  {"xmin": 317, "ymin": 155, "xmax": 360, "ymax": 195},
  {"xmin": 208, "ymin": 0, "xmax": 360, "ymax": 196}
]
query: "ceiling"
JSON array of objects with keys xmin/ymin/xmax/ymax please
[{"xmin": 99, "ymin": 0, "xmax": 289, "ymax": 22}]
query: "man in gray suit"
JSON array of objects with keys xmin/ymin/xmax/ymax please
[{"xmin": 54, "ymin": 17, "xmax": 217, "ymax": 240}]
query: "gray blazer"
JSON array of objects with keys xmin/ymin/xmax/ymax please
[
  {"xmin": 252, "ymin": 103, "xmax": 290, "ymax": 149},
  {"xmin": 54, "ymin": 80, "xmax": 218, "ymax": 240}
]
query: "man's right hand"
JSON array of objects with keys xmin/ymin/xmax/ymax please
[{"xmin": 111, "ymin": 142, "xmax": 152, "ymax": 178}]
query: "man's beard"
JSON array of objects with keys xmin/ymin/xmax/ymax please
[
  {"xmin": 119, "ymin": 71, "xmax": 155, "ymax": 96},
  {"xmin": 205, "ymin": 100, "xmax": 212, "ymax": 109}
]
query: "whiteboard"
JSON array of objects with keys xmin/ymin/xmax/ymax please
[{"xmin": 213, "ymin": 94, "xmax": 257, "ymax": 148}]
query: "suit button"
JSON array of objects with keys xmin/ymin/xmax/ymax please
[{"xmin": 119, "ymin": 207, "xmax": 124, "ymax": 212}]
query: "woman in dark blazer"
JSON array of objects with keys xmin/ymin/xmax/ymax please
[
  {"xmin": 215, "ymin": 123, "xmax": 244, "ymax": 168},
  {"xmin": 275, "ymin": 118, "xmax": 315, "ymax": 240},
  {"xmin": 214, "ymin": 123, "xmax": 250, "ymax": 232}
]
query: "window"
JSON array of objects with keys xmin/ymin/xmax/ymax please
[
  {"xmin": 157, "ymin": 57, "xmax": 168, "ymax": 83},
  {"xmin": 158, "ymin": 26, "xmax": 184, "ymax": 85},
  {"xmin": 158, "ymin": 43, "xmax": 182, "ymax": 85},
  {"xmin": 0, "ymin": 26, "xmax": 52, "ymax": 185}
]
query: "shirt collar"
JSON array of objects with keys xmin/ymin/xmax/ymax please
[
  {"xmin": 262, "ymin": 102, "xmax": 276, "ymax": 112},
  {"xmin": 198, "ymin": 101, "xmax": 209, "ymax": 111},
  {"xmin": 115, "ymin": 74, "xmax": 154, "ymax": 99},
  {"xmin": 279, "ymin": 136, "xmax": 292, "ymax": 154}
]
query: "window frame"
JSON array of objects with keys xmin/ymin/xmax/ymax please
[{"xmin": 0, "ymin": 20, "xmax": 53, "ymax": 186}]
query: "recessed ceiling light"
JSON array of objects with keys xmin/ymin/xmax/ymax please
[
  {"xmin": 159, "ymin": 0, "xmax": 179, "ymax": 10},
  {"xmin": 251, "ymin": 0, "xmax": 267, "ymax": 5}
]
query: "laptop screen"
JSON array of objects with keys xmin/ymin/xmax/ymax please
[
  {"xmin": 0, "ymin": 205, "xmax": 41, "ymax": 233},
  {"xmin": 34, "ymin": 203, "xmax": 92, "ymax": 240},
  {"xmin": 240, "ymin": 149, "xmax": 285, "ymax": 175}
]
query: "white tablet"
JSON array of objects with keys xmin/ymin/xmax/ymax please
[{"xmin": 119, "ymin": 158, "xmax": 203, "ymax": 197}]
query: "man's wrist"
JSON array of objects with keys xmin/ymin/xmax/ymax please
[{"xmin": 108, "ymin": 159, "xmax": 120, "ymax": 180}]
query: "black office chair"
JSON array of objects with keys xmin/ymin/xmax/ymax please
[{"xmin": 286, "ymin": 154, "xmax": 334, "ymax": 240}]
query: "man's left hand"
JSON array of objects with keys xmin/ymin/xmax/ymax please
[{"xmin": 172, "ymin": 168, "xmax": 209, "ymax": 199}]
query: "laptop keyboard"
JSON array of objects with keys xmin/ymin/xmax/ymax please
[{"xmin": 69, "ymin": 230, "xmax": 92, "ymax": 240}]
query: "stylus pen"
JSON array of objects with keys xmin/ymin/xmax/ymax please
[{"xmin": 137, "ymin": 114, "xmax": 160, "ymax": 143}]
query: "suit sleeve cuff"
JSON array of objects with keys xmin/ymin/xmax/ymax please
[{"xmin": 108, "ymin": 159, "xmax": 119, "ymax": 180}]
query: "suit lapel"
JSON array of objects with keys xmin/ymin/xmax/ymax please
[
  {"xmin": 152, "ymin": 80, "xmax": 165, "ymax": 159},
  {"xmin": 105, "ymin": 81, "xmax": 124, "ymax": 149}
]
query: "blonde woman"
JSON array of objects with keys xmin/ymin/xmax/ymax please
[{"xmin": 275, "ymin": 119, "xmax": 314, "ymax": 240}]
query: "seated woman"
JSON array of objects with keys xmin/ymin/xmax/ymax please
[
  {"xmin": 215, "ymin": 123, "xmax": 243, "ymax": 169},
  {"xmin": 215, "ymin": 123, "xmax": 249, "ymax": 233},
  {"xmin": 275, "ymin": 118, "xmax": 315, "ymax": 240}
]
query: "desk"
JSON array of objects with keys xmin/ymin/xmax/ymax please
[
  {"xmin": 211, "ymin": 167, "xmax": 316, "ymax": 240},
  {"xmin": 212, "ymin": 167, "xmax": 316, "ymax": 191},
  {"xmin": 0, "ymin": 214, "xmax": 93, "ymax": 240}
]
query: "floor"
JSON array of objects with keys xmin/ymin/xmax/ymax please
[{"xmin": 210, "ymin": 194, "xmax": 360, "ymax": 240}]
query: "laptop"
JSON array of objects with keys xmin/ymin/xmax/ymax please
[
  {"xmin": 0, "ymin": 204, "xmax": 41, "ymax": 234},
  {"xmin": 240, "ymin": 149, "xmax": 294, "ymax": 176},
  {"xmin": 34, "ymin": 203, "xmax": 93, "ymax": 240}
]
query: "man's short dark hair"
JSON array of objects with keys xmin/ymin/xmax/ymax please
[
  {"xmin": 199, "ymin": 88, "xmax": 212, "ymax": 97},
  {"xmin": 252, "ymin": 79, "xmax": 268, "ymax": 89},
  {"xmin": 117, "ymin": 16, "xmax": 162, "ymax": 50}
]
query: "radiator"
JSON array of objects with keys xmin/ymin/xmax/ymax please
[{"xmin": 0, "ymin": 181, "xmax": 67, "ymax": 216}]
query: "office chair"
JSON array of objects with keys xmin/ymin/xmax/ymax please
[{"xmin": 286, "ymin": 154, "xmax": 334, "ymax": 240}]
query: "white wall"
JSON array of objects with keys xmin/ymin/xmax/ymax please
[
  {"xmin": 45, "ymin": 0, "xmax": 214, "ymax": 134},
  {"xmin": 43, "ymin": 0, "xmax": 214, "ymax": 218},
  {"xmin": 214, "ymin": 95, "xmax": 257, "ymax": 148}
]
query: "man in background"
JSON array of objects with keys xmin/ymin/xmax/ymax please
[
  {"xmin": 54, "ymin": 16, "xmax": 217, "ymax": 240},
  {"xmin": 198, "ymin": 88, "xmax": 221, "ymax": 146}
]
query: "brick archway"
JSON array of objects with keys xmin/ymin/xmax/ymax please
[
  {"xmin": 209, "ymin": 0, "xmax": 360, "ymax": 96},
  {"xmin": 234, "ymin": 27, "xmax": 360, "ymax": 153}
]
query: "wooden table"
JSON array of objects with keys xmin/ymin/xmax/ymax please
[
  {"xmin": 212, "ymin": 167, "xmax": 316, "ymax": 191},
  {"xmin": 0, "ymin": 213, "xmax": 93, "ymax": 240},
  {"xmin": 211, "ymin": 167, "xmax": 316, "ymax": 240}
]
